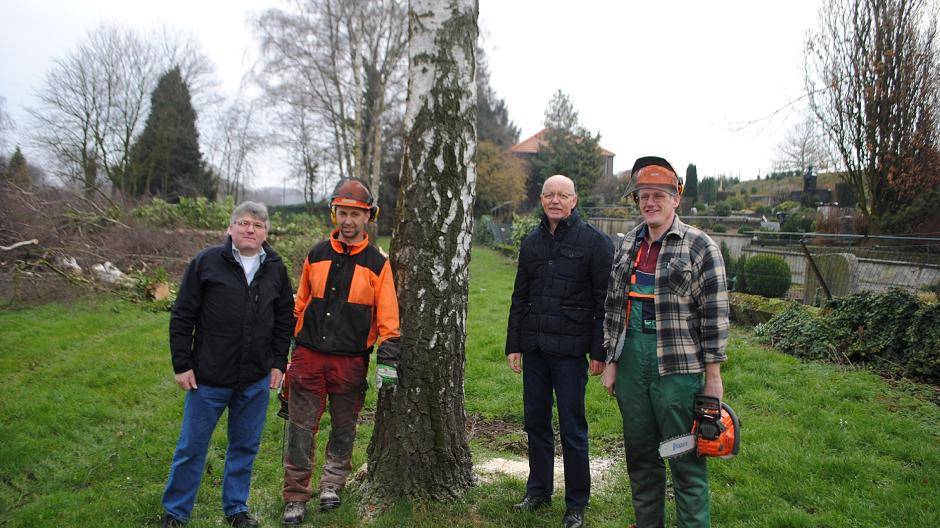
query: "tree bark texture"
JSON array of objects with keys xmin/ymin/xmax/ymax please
[{"xmin": 365, "ymin": 0, "xmax": 478, "ymax": 503}]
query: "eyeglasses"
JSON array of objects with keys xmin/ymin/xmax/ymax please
[
  {"xmin": 234, "ymin": 219, "xmax": 267, "ymax": 230},
  {"xmin": 637, "ymin": 192, "xmax": 673, "ymax": 203},
  {"xmin": 540, "ymin": 192, "xmax": 575, "ymax": 201}
]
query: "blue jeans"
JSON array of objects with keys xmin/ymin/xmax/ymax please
[
  {"xmin": 162, "ymin": 375, "xmax": 270, "ymax": 521},
  {"xmin": 522, "ymin": 351, "xmax": 590, "ymax": 510}
]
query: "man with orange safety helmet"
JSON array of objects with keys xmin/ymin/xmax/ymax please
[
  {"xmin": 601, "ymin": 156, "xmax": 730, "ymax": 527},
  {"xmin": 280, "ymin": 178, "xmax": 401, "ymax": 525}
]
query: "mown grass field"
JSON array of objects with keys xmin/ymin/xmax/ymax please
[{"xmin": 1, "ymin": 246, "xmax": 938, "ymax": 527}]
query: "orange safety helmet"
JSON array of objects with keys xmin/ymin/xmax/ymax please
[
  {"xmin": 330, "ymin": 178, "xmax": 378, "ymax": 223},
  {"xmin": 692, "ymin": 395, "xmax": 740, "ymax": 459},
  {"xmin": 630, "ymin": 155, "xmax": 684, "ymax": 203}
]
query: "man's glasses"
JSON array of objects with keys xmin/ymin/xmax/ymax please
[
  {"xmin": 637, "ymin": 192, "xmax": 672, "ymax": 203},
  {"xmin": 234, "ymin": 219, "xmax": 267, "ymax": 230},
  {"xmin": 541, "ymin": 192, "xmax": 574, "ymax": 201}
]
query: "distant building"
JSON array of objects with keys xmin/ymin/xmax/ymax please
[{"xmin": 509, "ymin": 128, "xmax": 616, "ymax": 178}]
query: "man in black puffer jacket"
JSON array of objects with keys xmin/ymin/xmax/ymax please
[
  {"xmin": 506, "ymin": 175, "xmax": 614, "ymax": 528},
  {"xmin": 161, "ymin": 201, "xmax": 294, "ymax": 528}
]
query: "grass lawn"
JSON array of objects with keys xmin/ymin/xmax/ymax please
[{"xmin": 1, "ymin": 246, "xmax": 938, "ymax": 527}]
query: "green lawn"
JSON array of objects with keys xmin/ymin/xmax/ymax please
[{"xmin": 1, "ymin": 246, "xmax": 938, "ymax": 527}]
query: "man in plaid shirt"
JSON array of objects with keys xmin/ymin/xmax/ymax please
[{"xmin": 601, "ymin": 156, "xmax": 729, "ymax": 528}]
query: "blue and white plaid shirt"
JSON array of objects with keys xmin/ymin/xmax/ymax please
[{"xmin": 603, "ymin": 215, "xmax": 729, "ymax": 375}]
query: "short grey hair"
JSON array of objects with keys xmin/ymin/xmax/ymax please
[{"xmin": 230, "ymin": 201, "xmax": 270, "ymax": 229}]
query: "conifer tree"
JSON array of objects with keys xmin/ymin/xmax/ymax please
[{"xmin": 129, "ymin": 67, "xmax": 213, "ymax": 200}]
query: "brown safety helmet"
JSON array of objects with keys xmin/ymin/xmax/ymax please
[
  {"xmin": 330, "ymin": 178, "xmax": 378, "ymax": 222},
  {"xmin": 630, "ymin": 156, "xmax": 684, "ymax": 202}
]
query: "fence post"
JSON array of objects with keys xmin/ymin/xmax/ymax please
[{"xmin": 801, "ymin": 237, "xmax": 832, "ymax": 301}]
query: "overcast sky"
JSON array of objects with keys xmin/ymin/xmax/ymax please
[{"xmin": 1, "ymin": 0, "xmax": 824, "ymax": 188}]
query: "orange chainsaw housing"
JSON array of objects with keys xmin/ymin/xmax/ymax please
[{"xmin": 693, "ymin": 402, "xmax": 740, "ymax": 459}]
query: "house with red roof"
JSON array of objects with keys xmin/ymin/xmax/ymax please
[{"xmin": 509, "ymin": 128, "xmax": 615, "ymax": 178}]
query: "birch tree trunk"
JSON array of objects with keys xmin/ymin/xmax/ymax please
[{"xmin": 365, "ymin": 0, "xmax": 478, "ymax": 503}]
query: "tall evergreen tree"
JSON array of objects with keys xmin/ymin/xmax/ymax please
[
  {"xmin": 4, "ymin": 147, "xmax": 31, "ymax": 188},
  {"xmin": 129, "ymin": 67, "xmax": 213, "ymax": 200},
  {"xmin": 543, "ymin": 89, "xmax": 579, "ymax": 132},
  {"xmin": 685, "ymin": 163, "xmax": 699, "ymax": 203}
]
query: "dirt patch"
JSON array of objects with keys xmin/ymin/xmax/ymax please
[{"xmin": 1, "ymin": 183, "xmax": 222, "ymax": 309}]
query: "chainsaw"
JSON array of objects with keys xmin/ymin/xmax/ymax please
[{"xmin": 658, "ymin": 394, "xmax": 740, "ymax": 459}]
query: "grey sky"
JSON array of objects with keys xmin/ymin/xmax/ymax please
[{"xmin": 1, "ymin": 0, "xmax": 824, "ymax": 187}]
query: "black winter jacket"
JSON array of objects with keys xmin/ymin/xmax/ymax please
[
  {"xmin": 505, "ymin": 211, "xmax": 614, "ymax": 361},
  {"xmin": 169, "ymin": 237, "xmax": 294, "ymax": 388}
]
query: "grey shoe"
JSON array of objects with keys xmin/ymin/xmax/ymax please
[
  {"xmin": 319, "ymin": 486, "xmax": 341, "ymax": 511},
  {"xmin": 282, "ymin": 501, "xmax": 307, "ymax": 526}
]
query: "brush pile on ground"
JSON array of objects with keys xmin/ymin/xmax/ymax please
[
  {"xmin": 0, "ymin": 183, "xmax": 221, "ymax": 308},
  {"xmin": 755, "ymin": 288, "xmax": 940, "ymax": 387}
]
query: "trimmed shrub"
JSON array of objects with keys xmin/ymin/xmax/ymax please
[
  {"xmin": 711, "ymin": 224, "xmax": 727, "ymax": 233},
  {"xmin": 742, "ymin": 254, "xmax": 791, "ymax": 298}
]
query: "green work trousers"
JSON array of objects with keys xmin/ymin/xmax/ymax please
[{"xmin": 614, "ymin": 293, "xmax": 710, "ymax": 527}]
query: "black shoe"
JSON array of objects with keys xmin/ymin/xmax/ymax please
[
  {"xmin": 225, "ymin": 511, "xmax": 259, "ymax": 528},
  {"xmin": 160, "ymin": 513, "xmax": 184, "ymax": 528},
  {"xmin": 513, "ymin": 495, "xmax": 551, "ymax": 511},
  {"xmin": 562, "ymin": 509, "xmax": 584, "ymax": 528}
]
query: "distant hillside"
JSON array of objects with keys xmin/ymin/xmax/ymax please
[{"xmin": 725, "ymin": 171, "xmax": 842, "ymax": 197}]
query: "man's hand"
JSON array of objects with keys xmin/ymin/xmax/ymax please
[
  {"xmin": 507, "ymin": 353, "xmax": 522, "ymax": 374},
  {"xmin": 174, "ymin": 369, "xmax": 198, "ymax": 391},
  {"xmin": 589, "ymin": 359, "xmax": 605, "ymax": 376},
  {"xmin": 269, "ymin": 368, "xmax": 284, "ymax": 389},
  {"xmin": 602, "ymin": 362, "xmax": 617, "ymax": 396},
  {"xmin": 702, "ymin": 362, "xmax": 724, "ymax": 400}
]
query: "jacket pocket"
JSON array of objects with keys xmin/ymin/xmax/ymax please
[{"xmin": 667, "ymin": 259, "xmax": 693, "ymax": 296}]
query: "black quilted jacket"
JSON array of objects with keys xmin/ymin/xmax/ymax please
[{"xmin": 505, "ymin": 210, "xmax": 614, "ymax": 361}]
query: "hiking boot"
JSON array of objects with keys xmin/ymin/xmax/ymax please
[
  {"xmin": 282, "ymin": 501, "xmax": 307, "ymax": 525},
  {"xmin": 513, "ymin": 495, "xmax": 551, "ymax": 511},
  {"xmin": 225, "ymin": 511, "xmax": 259, "ymax": 528},
  {"xmin": 562, "ymin": 509, "xmax": 584, "ymax": 528},
  {"xmin": 319, "ymin": 486, "xmax": 341, "ymax": 511},
  {"xmin": 160, "ymin": 513, "xmax": 184, "ymax": 527}
]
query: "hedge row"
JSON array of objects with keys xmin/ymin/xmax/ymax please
[{"xmin": 755, "ymin": 289, "xmax": 940, "ymax": 384}]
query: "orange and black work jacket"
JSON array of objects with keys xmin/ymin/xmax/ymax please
[{"xmin": 293, "ymin": 231, "xmax": 401, "ymax": 366}]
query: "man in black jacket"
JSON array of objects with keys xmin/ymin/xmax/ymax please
[
  {"xmin": 506, "ymin": 175, "xmax": 614, "ymax": 528},
  {"xmin": 160, "ymin": 201, "xmax": 294, "ymax": 528}
]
